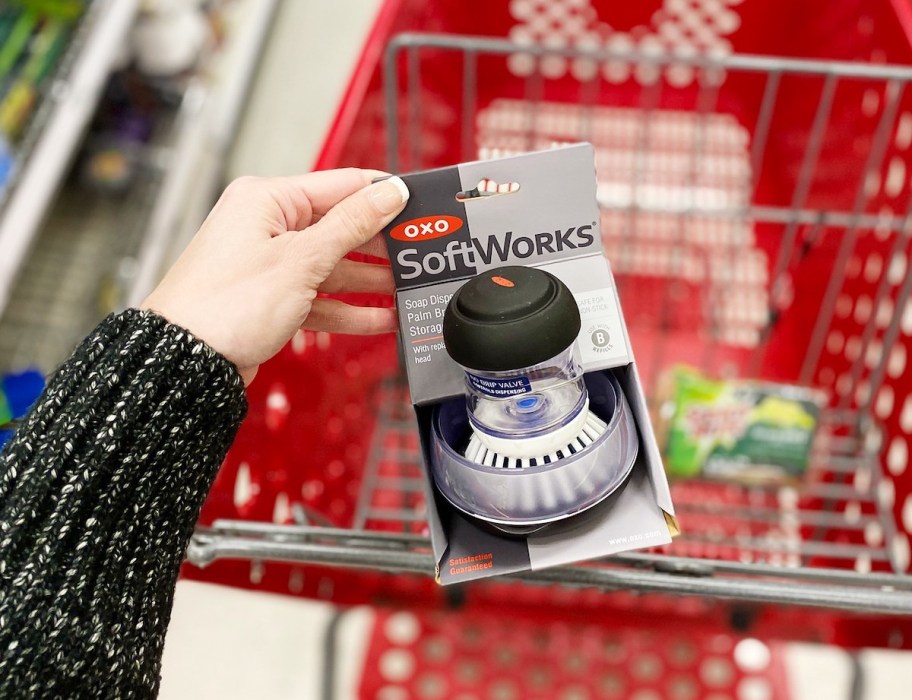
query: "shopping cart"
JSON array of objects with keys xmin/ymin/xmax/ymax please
[{"xmin": 185, "ymin": 0, "xmax": 912, "ymax": 658}]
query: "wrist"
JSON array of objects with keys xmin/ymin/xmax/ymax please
[{"xmin": 134, "ymin": 302, "xmax": 253, "ymax": 385}]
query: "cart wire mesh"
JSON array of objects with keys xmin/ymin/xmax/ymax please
[{"xmin": 187, "ymin": 11, "xmax": 912, "ymax": 622}]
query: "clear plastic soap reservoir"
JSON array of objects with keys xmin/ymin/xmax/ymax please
[
  {"xmin": 442, "ymin": 266, "xmax": 588, "ymax": 460},
  {"xmin": 463, "ymin": 347, "xmax": 587, "ymax": 459}
]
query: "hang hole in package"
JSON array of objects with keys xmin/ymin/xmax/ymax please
[{"xmin": 383, "ymin": 143, "xmax": 679, "ymax": 584}]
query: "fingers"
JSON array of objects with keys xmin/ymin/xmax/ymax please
[
  {"xmin": 282, "ymin": 168, "xmax": 389, "ymax": 218},
  {"xmin": 302, "ymin": 298, "xmax": 398, "ymax": 335},
  {"xmin": 298, "ymin": 176, "xmax": 409, "ymax": 264},
  {"xmin": 317, "ymin": 258, "xmax": 394, "ymax": 295},
  {"xmin": 217, "ymin": 169, "xmax": 389, "ymax": 233}
]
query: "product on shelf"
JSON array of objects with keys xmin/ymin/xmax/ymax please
[
  {"xmin": 0, "ymin": 135, "xmax": 12, "ymax": 193},
  {"xmin": 0, "ymin": 368, "xmax": 45, "ymax": 450},
  {"xmin": 0, "ymin": 0, "xmax": 86, "ymax": 197},
  {"xmin": 0, "ymin": 1, "xmax": 84, "ymax": 141},
  {"xmin": 79, "ymin": 72, "xmax": 159, "ymax": 192},
  {"xmin": 132, "ymin": 1, "xmax": 209, "ymax": 77}
]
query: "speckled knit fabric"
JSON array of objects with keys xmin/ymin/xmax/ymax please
[{"xmin": 0, "ymin": 309, "xmax": 247, "ymax": 698}]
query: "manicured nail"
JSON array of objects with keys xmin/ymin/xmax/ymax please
[{"xmin": 369, "ymin": 176, "xmax": 409, "ymax": 214}]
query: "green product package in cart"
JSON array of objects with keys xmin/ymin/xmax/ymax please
[{"xmin": 664, "ymin": 366, "xmax": 826, "ymax": 484}]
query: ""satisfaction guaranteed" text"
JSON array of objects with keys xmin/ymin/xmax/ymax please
[{"xmin": 449, "ymin": 552, "xmax": 494, "ymax": 576}]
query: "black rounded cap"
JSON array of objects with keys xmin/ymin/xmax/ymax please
[{"xmin": 442, "ymin": 266, "xmax": 581, "ymax": 372}]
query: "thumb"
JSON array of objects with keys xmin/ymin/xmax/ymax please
[{"xmin": 302, "ymin": 176, "xmax": 409, "ymax": 263}]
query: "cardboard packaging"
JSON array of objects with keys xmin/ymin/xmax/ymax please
[
  {"xmin": 382, "ymin": 143, "xmax": 679, "ymax": 584},
  {"xmin": 661, "ymin": 365, "xmax": 826, "ymax": 485}
]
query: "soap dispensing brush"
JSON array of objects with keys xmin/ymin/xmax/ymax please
[{"xmin": 430, "ymin": 265, "xmax": 640, "ymax": 533}]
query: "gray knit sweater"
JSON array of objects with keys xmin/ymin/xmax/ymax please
[{"xmin": 0, "ymin": 309, "xmax": 248, "ymax": 698}]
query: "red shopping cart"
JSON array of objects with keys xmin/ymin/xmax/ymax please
[{"xmin": 185, "ymin": 0, "xmax": 912, "ymax": 663}]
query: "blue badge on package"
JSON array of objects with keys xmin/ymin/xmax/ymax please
[{"xmin": 467, "ymin": 373, "xmax": 532, "ymax": 398}]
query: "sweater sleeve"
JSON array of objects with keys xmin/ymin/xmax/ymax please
[{"xmin": 0, "ymin": 309, "xmax": 248, "ymax": 698}]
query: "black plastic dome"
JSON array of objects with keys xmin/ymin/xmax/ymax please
[{"xmin": 442, "ymin": 266, "xmax": 581, "ymax": 372}]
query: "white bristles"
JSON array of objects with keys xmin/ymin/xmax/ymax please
[
  {"xmin": 465, "ymin": 438, "xmax": 482, "ymax": 462},
  {"xmin": 461, "ymin": 410, "xmax": 609, "ymax": 522},
  {"xmin": 521, "ymin": 481, "xmax": 537, "ymax": 512},
  {"xmin": 582, "ymin": 422, "xmax": 602, "ymax": 441},
  {"xmin": 553, "ymin": 469, "xmax": 576, "ymax": 505},
  {"xmin": 464, "ymin": 408, "xmax": 608, "ymax": 472},
  {"xmin": 539, "ymin": 478, "xmax": 558, "ymax": 511},
  {"xmin": 586, "ymin": 414, "xmax": 607, "ymax": 434}
]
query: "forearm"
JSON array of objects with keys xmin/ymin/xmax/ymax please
[{"xmin": 0, "ymin": 309, "xmax": 247, "ymax": 698}]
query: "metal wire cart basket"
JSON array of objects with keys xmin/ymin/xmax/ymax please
[{"xmin": 186, "ymin": 0, "xmax": 912, "ymax": 649}]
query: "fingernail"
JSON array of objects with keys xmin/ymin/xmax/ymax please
[{"xmin": 369, "ymin": 176, "xmax": 409, "ymax": 214}]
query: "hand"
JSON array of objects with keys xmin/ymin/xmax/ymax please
[{"xmin": 139, "ymin": 169, "xmax": 409, "ymax": 385}]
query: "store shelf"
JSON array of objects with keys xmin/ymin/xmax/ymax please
[
  {"xmin": 0, "ymin": 0, "xmax": 139, "ymax": 317},
  {"xmin": 0, "ymin": 0, "xmax": 278, "ymax": 372},
  {"xmin": 0, "ymin": 150, "xmax": 164, "ymax": 371},
  {"xmin": 126, "ymin": 0, "xmax": 281, "ymax": 306}
]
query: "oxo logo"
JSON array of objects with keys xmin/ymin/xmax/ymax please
[{"xmin": 390, "ymin": 215, "xmax": 463, "ymax": 242}]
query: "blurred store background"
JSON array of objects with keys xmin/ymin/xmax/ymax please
[{"xmin": 2, "ymin": 1, "xmax": 912, "ymax": 699}]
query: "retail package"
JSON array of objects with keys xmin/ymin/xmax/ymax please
[
  {"xmin": 382, "ymin": 143, "xmax": 678, "ymax": 584},
  {"xmin": 662, "ymin": 366, "xmax": 825, "ymax": 484}
]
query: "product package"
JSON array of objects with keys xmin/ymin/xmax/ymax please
[
  {"xmin": 382, "ymin": 144, "xmax": 678, "ymax": 585},
  {"xmin": 661, "ymin": 366, "xmax": 825, "ymax": 484}
]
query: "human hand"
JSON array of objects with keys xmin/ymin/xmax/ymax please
[{"xmin": 139, "ymin": 169, "xmax": 409, "ymax": 385}]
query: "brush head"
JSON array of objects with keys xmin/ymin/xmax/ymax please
[
  {"xmin": 430, "ymin": 372, "xmax": 639, "ymax": 529},
  {"xmin": 465, "ymin": 404, "xmax": 607, "ymax": 468}
]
